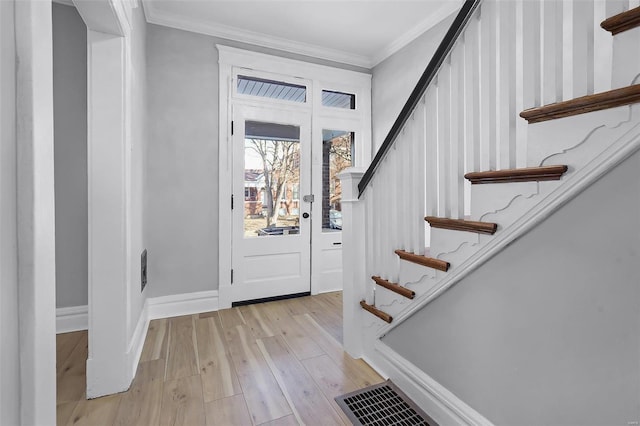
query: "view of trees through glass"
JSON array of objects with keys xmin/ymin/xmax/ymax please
[
  {"xmin": 242, "ymin": 123, "xmax": 353, "ymax": 237},
  {"xmin": 244, "ymin": 121, "xmax": 301, "ymax": 237},
  {"xmin": 322, "ymin": 130, "xmax": 354, "ymax": 232}
]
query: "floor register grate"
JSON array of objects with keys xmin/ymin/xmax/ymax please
[{"xmin": 335, "ymin": 381, "xmax": 436, "ymax": 425}]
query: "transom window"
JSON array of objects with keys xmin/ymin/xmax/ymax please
[
  {"xmin": 322, "ymin": 90, "xmax": 355, "ymax": 109},
  {"xmin": 237, "ymin": 75, "xmax": 306, "ymax": 103}
]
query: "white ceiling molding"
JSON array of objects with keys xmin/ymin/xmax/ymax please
[
  {"xmin": 142, "ymin": 1, "xmax": 461, "ymax": 69},
  {"xmin": 370, "ymin": 0, "xmax": 464, "ymax": 68},
  {"xmin": 142, "ymin": 1, "xmax": 373, "ymax": 68}
]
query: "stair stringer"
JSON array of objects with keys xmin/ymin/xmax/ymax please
[
  {"xmin": 391, "ymin": 103, "xmax": 640, "ymax": 306},
  {"xmin": 358, "ymin": 109, "xmax": 640, "ymax": 424}
]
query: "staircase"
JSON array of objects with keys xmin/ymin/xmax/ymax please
[{"xmin": 341, "ymin": 1, "xmax": 640, "ymax": 424}]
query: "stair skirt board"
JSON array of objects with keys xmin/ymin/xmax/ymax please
[
  {"xmin": 373, "ymin": 127, "xmax": 640, "ymax": 340},
  {"xmin": 335, "ymin": 380, "xmax": 435, "ymax": 426},
  {"xmin": 369, "ymin": 342, "xmax": 494, "ymax": 426}
]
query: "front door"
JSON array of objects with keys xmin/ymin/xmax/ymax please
[{"xmin": 231, "ymin": 105, "xmax": 312, "ymax": 303}]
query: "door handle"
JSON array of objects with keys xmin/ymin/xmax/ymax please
[{"xmin": 302, "ymin": 212, "xmax": 310, "ymax": 219}]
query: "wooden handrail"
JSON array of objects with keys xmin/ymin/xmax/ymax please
[
  {"xmin": 358, "ymin": 0, "xmax": 481, "ymax": 198},
  {"xmin": 360, "ymin": 301, "xmax": 393, "ymax": 323},
  {"xmin": 601, "ymin": 6, "xmax": 640, "ymax": 35},
  {"xmin": 395, "ymin": 250, "xmax": 450, "ymax": 272},
  {"xmin": 425, "ymin": 217, "xmax": 497, "ymax": 235},
  {"xmin": 372, "ymin": 276, "xmax": 415, "ymax": 299}
]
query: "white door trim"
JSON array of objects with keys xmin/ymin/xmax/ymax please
[
  {"xmin": 76, "ymin": 0, "xmax": 139, "ymax": 398},
  {"xmin": 15, "ymin": 0, "xmax": 57, "ymax": 423},
  {"xmin": 218, "ymin": 46, "xmax": 371, "ymax": 308}
]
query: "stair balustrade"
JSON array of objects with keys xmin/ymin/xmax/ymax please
[{"xmin": 344, "ymin": 0, "xmax": 637, "ymax": 328}]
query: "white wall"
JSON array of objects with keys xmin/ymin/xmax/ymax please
[
  {"xmin": 53, "ymin": 3, "xmax": 88, "ymax": 309},
  {"xmin": 370, "ymin": 13, "xmax": 455, "ymax": 153},
  {"xmin": 0, "ymin": 0, "xmax": 19, "ymax": 423},
  {"xmin": 382, "ymin": 149, "xmax": 640, "ymax": 425}
]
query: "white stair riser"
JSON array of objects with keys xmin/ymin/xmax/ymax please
[
  {"xmin": 429, "ymin": 227, "xmax": 479, "ymax": 259},
  {"xmin": 471, "ymin": 181, "xmax": 538, "ymax": 222}
]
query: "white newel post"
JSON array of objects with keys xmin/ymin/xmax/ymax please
[{"xmin": 338, "ymin": 168, "xmax": 366, "ymax": 358}]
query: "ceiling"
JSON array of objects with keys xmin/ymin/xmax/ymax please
[{"xmin": 141, "ymin": 0, "xmax": 462, "ymax": 68}]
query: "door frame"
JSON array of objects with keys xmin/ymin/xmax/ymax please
[{"xmin": 218, "ymin": 46, "xmax": 371, "ymax": 308}]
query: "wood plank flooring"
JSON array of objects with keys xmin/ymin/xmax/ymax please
[{"xmin": 57, "ymin": 292, "xmax": 383, "ymax": 425}]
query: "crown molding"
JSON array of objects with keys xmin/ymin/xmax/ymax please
[
  {"xmin": 371, "ymin": 0, "xmax": 464, "ymax": 67},
  {"xmin": 142, "ymin": 0, "xmax": 373, "ymax": 68},
  {"xmin": 142, "ymin": 1, "xmax": 461, "ymax": 69}
]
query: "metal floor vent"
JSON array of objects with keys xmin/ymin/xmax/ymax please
[{"xmin": 335, "ymin": 381, "xmax": 435, "ymax": 425}]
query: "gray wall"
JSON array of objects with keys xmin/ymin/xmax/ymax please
[
  {"xmin": 145, "ymin": 24, "xmax": 369, "ymax": 298},
  {"xmin": 383, "ymin": 150, "xmax": 640, "ymax": 425},
  {"xmin": 146, "ymin": 24, "xmax": 219, "ymax": 297},
  {"xmin": 371, "ymin": 13, "xmax": 455, "ymax": 152},
  {"xmin": 53, "ymin": 3, "xmax": 88, "ymax": 308},
  {"xmin": 0, "ymin": 0, "xmax": 19, "ymax": 423}
]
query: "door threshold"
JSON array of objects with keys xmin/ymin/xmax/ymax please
[{"xmin": 231, "ymin": 291, "xmax": 311, "ymax": 307}]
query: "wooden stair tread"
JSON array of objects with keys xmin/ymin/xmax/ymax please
[
  {"xmin": 371, "ymin": 276, "xmax": 415, "ymax": 299},
  {"xmin": 394, "ymin": 249, "xmax": 449, "ymax": 272},
  {"xmin": 360, "ymin": 301, "xmax": 392, "ymax": 323},
  {"xmin": 425, "ymin": 216, "xmax": 497, "ymax": 235},
  {"xmin": 464, "ymin": 165, "xmax": 568, "ymax": 184},
  {"xmin": 601, "ymin": 6, "xmax": 640, "ymax": 35},
  {"xmin": 520, "ymin": 84, "xmax": 640, "ymax": 123}
]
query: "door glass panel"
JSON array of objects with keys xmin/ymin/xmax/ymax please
[
  {"xmin": 244, "ymin": 121, "xmax": 301, "ymax": 237},
  {"xmin": 322, "ymin": 129, "xmax": 354, "ymax": 232}
]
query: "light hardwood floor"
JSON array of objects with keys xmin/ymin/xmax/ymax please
[{"xmin": 57, "ymin": 292, "xmax": 383, "ymax": 425}]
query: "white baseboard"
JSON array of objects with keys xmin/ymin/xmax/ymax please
[
  {"xmin": 58, "ymin": 291, "xmax": 220, "ymax": 333},
  {"xmin": 127, "ymin": 301, "xmax": 150, "ymax": 379},
  {"xmin": 147, "ymin": 290, "xmax": 219, "ymax": 320},
  {"xmin": 56, "ymin": 305, "xmax": 88, "ymax": 334},
  {"xmin": 84, "ymin": 290, "xmax": 220, "ymax": 397},
  {"xmin": 130, "ymin": 290, "xmax": 218, "ymax": 375},
  {"xmin": 370, "ymin": 341, "xmax": 494, "ymax": 426}
]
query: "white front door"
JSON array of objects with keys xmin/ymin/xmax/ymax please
[{"xmin": 231, "ymin": 105, "xmax": 312, "ymax": 303}]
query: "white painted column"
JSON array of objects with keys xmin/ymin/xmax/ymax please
[
  {"xmin": 15, "ymin": 0, "xmax": 57, "ymax": 423},
  {"xmin": 0, "ymin": 0, "xmax": 20, "ymax": 423},
  {"xmin": 338, "ymin": 168, "xmax": 366, "ymax": 358},
  {"xmin": 74, "ymin": 0, "xmax": 141, "ymax": 398},
  {"xmin": 85, "ymin": 29, "xmax": 132, "ymax": 398}
]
